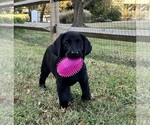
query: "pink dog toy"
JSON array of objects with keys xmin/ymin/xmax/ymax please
[{"xmin": 57, "ymin": 57, "xmax": 83, "ymax": 77}]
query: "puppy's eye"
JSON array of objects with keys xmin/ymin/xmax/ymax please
[
  {"xmin": 77, "ymin": 40, "xmax": 83, "ymax": 46},
  {"xmin": 64, "ymin": 41, "xmax": 70, "ymax": 48}
]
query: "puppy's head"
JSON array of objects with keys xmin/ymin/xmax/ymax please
[{"xmin": 52, "ymin": 31, "xmax": 92, "ymax": 59}]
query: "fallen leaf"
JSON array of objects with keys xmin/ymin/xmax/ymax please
[
  {"xmin": 99, "ymin": 94, "xmax": 105, "ymax": 97},
  {"xmin": 38, "ymin": 101, "xmax": 41, "ymax": 106},
  {"xmin": 0, "ymin": 96, "xmax": 5, "ymax": 103},
  {"xmin": 43, "ymin": 110, "xmax": 48, "ymax": 113},
  {"xmin": 26, "ymin": 89, "xmax": 30, "ymax": 94},
  {"xmin": 91, "ymin": 93, "xmax": 105, "ymax": 99},
  {"xmin": 91, "ymin": 93, "xmax": 94, "ymax": 98},
  {"xmin": 78, "ymin": 121, "xmax": 85, "ymax": 125}
]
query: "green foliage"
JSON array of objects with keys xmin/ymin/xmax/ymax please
[
  {"xmin": 0, "ymin": 14, "xmax": 29, "ymax": 24},
  {"xmin": 85, "ymin": 0, "xmax": 112, "ymax": 18},
  {"xmin": 59, "ymin": 10, "xmax": 91, "ymax": 24},
  {"xmin": 107, "ymin": 7, "xmax": 122, "ymax": 21},
  {"xmin": 0, "ymin": 16, "xmax": 12, "ymax": 23},
  {"xmin": 14, "ymin": 14, "xmax": 29, "ymax": 23},
  {"xmin": 86, "ymin": 0, "xmax": 122, "ymax": 21},
  {"xmin": 59, "ymin": 10, "xmax": 73, "ymax": 24},
  {"xmin": 14, "ymin": 17, "xmax": 24, "ymax": 24},
  {"xmin": 59, "ymin": 1, "xmax": 73, "ymax": 12},
  {"xmin": 83, "ymin": 10, "xmax": 91, "ymax": 23}
]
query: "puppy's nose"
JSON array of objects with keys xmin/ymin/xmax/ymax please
[{"xmin": 71, "ymin": 51, "xmax": 79, "ymax": 56}]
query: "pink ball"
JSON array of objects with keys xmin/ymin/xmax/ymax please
[{"xmin": 57, "ymin": 57, "xmax": 83, "ymax": 77}]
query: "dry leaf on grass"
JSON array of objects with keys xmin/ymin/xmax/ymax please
[{"xmin": 78, "ymin": 121, "xmax": 85, "ymax": 125}]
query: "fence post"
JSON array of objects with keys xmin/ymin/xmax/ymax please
[{"xmin": 50, "ymin": 0, "xmax": 59, "ymax": 42}]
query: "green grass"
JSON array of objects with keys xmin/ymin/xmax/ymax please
[
  {"xmin": 0, "ymin": 38, "xmax": 14, "ymax": 125},
  {"xmin": 14, "ymin": 29, "xmax": 136, "ymax": 125}
]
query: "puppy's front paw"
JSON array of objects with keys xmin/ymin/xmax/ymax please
[
  {"xmin": 69, "ymin": 96, "xmax": 74, "ymax": 102},
  {"xmin": 60, "ymin": 100, "xmax": 69, "ymax": 109},
  {"xmin": 39, "ymin": 84, "xmax": 46, "ymax": 89},
  {"xmin": 81, "ymin": 95, "xmax": 91, "ymax": 101}
]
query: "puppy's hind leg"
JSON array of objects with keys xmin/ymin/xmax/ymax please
[
  {"xmin": 39, "ymin": 49, "xmax": 51, "ymax": 88},
  {"xmin": 39, "ymin": 68, "xmax": 50, "ymax": 88}
]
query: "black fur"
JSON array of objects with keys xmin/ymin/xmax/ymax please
[{"xmin": 39, "ymin": 31, "xmax": 92, "ymax": 108}]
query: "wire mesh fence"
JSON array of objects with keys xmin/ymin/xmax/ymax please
[
  {"xmin": 59, "ymin": 1, "xmax": 150, "ymax": 124},
  {"xmin": 0, "ymin": 0, "xmax": 150, "ymax": 124}
]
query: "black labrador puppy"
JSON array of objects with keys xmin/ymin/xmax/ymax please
[{"xmin": 39, "ymin": 31, "xmax": 92, "ymax": 108}]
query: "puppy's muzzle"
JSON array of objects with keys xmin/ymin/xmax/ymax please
[
  {"xmin": 67, "ymin": 50, "xmax": 82, "ymax": 58},
  {"xmin": 71, "ymin": 51, "xmax": 79, "ymax": 56}
]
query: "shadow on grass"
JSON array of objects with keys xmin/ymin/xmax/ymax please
[{"xmin": 88, "ymin": 52, "xmax": 136, "ymax": 68}]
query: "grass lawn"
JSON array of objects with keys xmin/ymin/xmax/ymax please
[
  {"xmin": 14, "ymin": 29, "xmax": 136, "ymax": 125},
  {"xmin": 61, "ymin": 21, "xmax": 150, "ymax": 30}
]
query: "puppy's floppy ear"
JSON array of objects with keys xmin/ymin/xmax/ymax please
[
  {"xmin": 51, "ymin": 33, "xmax": 65, "ymax": 57},
  {"xmin": 80, "ymin": 34, "xmax": 92, "ymax": 57}
]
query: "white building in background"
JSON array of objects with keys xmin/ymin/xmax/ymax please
[{"xmin": 31, "ymin": 10, "xmax": 40, "ymax": 23}]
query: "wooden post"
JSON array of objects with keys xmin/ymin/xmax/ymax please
[{"xmin": 50, "ymin": 0, "xmax": 59, "ymax": 42}]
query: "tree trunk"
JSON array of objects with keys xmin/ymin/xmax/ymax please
[
  {"xmin": 28, "ymin": 6, "xmax": 31, "ymax": 22},
  {"xmin": 72, "ymin": 0, "xmax": 86, "ymax": 27},
  {"xmin": 40, "ymin": 4, "xmax": 46, "ymax": 22}
]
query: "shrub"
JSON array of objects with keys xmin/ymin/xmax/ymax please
[
  {"xmin": 59, "ymin": 10, "xmax": 73, "ymax": 24},
  {"xmin": 59, "ymin": 10, "xmax": 91, "ymax": 24},
  {"xmin": 0, "ymin": 14, "xmax": 29, "ymax": 24},
  {"xmin": 83, "ymin": 10, "xmax": 91, "ymax": 23},
  {"xmin": 14, "ymin": 17, "xmax": 24, "ymax": 24},
  {"xmin": 14, "ymin": 14, "xmax": 29, "ymax": 23},
  {"xmin": 3, "ymin": 17, "xmax": 12, "ymax": 23},
  {"xmin": 0, "ymin": 16, "xmax": 13, "ymax": 23},
  {"xmin": 107, "ymin": 8, "xmax": 122, "ymax": 21}
]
